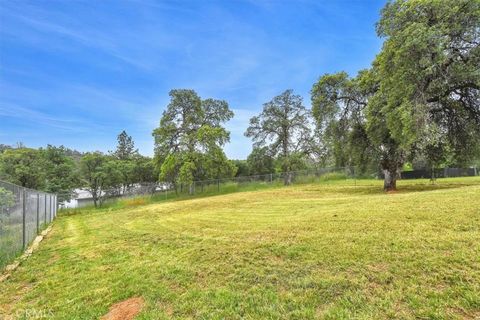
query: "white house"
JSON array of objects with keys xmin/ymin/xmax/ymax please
[
  {"xmin": 61, "ymin": 189, "xmax": 95, "ymax": 208},
  {"xmin": 61, "ymin": 183, "xmax": 170, "ymax": 208}
]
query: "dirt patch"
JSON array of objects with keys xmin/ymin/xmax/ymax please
[{"xmin": 101, "ymin": 297, "xmax": 145, "ymax": 320}]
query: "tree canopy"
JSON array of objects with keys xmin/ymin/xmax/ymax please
[
  {"xmin": 245, "ymin": 89, "xmax": 314, "ymax": 184},
  {"xmin": 112, "ymin": 130, "xmax": 138, "ymax": 160},
  {"xmin": 312, "ymin": 0, "xmax": 480, "ymax": 190},
  {"xmin": 153, "ymin": 89, "xmax": 236, "ymax": 191}
]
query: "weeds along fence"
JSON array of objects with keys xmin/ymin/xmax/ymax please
[{"xmin": 0, "ymin": 180, "xmax": 57, "ymax": 269}]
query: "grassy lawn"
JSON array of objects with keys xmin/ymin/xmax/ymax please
[{"xmin": 1, "ymin": 177, "xmax": 480, "ymax": 319}]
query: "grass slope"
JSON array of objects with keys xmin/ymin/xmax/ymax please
[{"xmin": 1, "ymin": 178, "xmax": 480, "ymax": 319}]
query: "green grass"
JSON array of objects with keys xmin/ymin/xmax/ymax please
[
  {"xmin": 1, "ymin": 177, "xmax": 480, "ymax": 319},
  {"xmin": 0, "ymin": 223, "xmax": 24, "ymax": 269},
  {"xmin": 1, "ymin": 221, "xmax": 50, "ymax": 270},
  {"xmin": 67, "ymin": 170, "xmax": 352, "ymax": 212}
]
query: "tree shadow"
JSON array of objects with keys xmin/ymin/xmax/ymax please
[{"xmin": 340, "ymin": 179, "xmax": 480, "ymax": 196}]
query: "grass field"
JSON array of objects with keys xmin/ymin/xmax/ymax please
[{"xmin": 1, "ymin": 177, "xmax": 480, "ymax": 319}]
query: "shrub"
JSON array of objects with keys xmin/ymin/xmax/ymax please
[
  {"xmin": 319, "ymin": 172, "xmax": 347, "ymax": 181},
  {"xmin": 122, "ymin": 197, "xmax": 147, "ymax": 207}
]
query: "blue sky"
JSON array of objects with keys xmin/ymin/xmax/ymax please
[{"xmin": 0, "ymin": 0, "xmax": 385, "ymax": 159}]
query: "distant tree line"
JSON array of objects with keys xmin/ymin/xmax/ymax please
[{"xmin": 0, "ymin": 131, "xmax": 157, "ymax": 206}]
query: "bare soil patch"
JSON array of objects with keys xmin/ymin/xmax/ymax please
[{"xmin": 101, "ymin": 297, "xmax": 144, "ymax": 320}]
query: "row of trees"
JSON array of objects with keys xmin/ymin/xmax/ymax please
[
  {"xmin": 1, "ymin": 0, "xmax": 478, "ymax": 199},
  {"xmin": 153, "ymin": 0, "xmax": 480, "ymax": 191},
  {"xmin": 151, "ymin": 89, "xmax": 324, "ymax": 190}
]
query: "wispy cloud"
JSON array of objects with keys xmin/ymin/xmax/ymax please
[
  {"xmin": 0, "ymin": 0, "xmax": 385, "ymax": 157},
  {"xmin": 0, "ymin": 3, "xmax": 179, "ymax": 71},
  {"xmin": 0, "ymin": 103, "xmax": 97, "ymax": 132}
]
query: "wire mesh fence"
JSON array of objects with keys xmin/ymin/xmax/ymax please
[
  {"xmin": 0, "ymin": 180, "xmax": 57, "ymax": 270},
  {"xmin": 83, "ymin": 166, "xmax": 479, "ymax": 208},
  {"xmin": 79, "ymin": 167, "xmax": 365, "ymax": 208}
]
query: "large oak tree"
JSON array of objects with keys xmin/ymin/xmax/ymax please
[
  {"xmin": 245, "ymin": 90, "xmax": 314, "ymax": 184},
  {"xmin": 153, "ymin": 89, "xmax": 236, "ymax": 192},
  {"xmin": 313, "ymin": 0, "xmax": 480, "ymax": 191}
]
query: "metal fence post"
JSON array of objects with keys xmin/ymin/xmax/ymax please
[
  {"xmin": 36, "ymin": 193, "xmax": 40, "ymax": 234},
  {"xmin": 22, "ymin": 189, "xmax": 26, "ymax": 249},
  {"xmin": 43, "ymin": 193, "xmax": 47, "ymax": 224}
]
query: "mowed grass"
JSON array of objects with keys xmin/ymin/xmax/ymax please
[{"xmin": 1, "ymin": 178, "xmax": 480, "ymax": 319}]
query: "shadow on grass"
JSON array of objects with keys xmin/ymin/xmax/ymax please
[{"xmin": 332, "ymin": 179, "xmax": 480, "ymax": 196}]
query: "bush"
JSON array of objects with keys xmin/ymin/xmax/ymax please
[
  {"xmin": 319, "ymin": 172, "xmax": 347, "ymax": 181},
  {"xmin": 122, "ymin": 197, "xmax": 147, "ymax": 207}
]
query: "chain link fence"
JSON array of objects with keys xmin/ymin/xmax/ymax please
[
  {"xmin": 0, "ymin": 180, "xmax": 57, "ymax": 270},
  {"xmin": 82, "ymin": 166, "xmax": 479, "ymax": 208},
  {"xmin": 81, "ymin": 167, "xmax": 364, "ymax": 207}
]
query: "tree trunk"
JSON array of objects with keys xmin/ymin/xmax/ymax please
[
  {"xmin": 380, "ymin": 143, "xmax": 404, "ymax": 192},
  {"xmin": 90, "ymin": 188, "xmax": 99, "ymax": 208},
  {"xmin": 189, "ymin": 183, "xmax": 194, "ymax": 195},
  {"xmin": 92, "ymin": 194, "xmax": 98, "ymax": 208},
  {"xmin": 284, "ymin": 172, "xmax": 292, "ymax": 185},
  {"xmin": 383, "ymin": 168, "xmax": 397, "ymax": 191}
]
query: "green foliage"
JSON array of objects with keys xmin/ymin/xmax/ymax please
[
  {"xmin": 247, "ymin": 147, "xmax": 275, "ymax": 175},
  {"xmin": 40, "ymin": 145, "xmax": 79, "ymax": 202},
  {"xmin": 107, "ymin": 132, "xmax": 157, "ymax": 194},
  {"xmin": 112, "ymin": 130, "xmax": 138, "ymax": 160},
  {"xmin": 245, "ymin": 90, "xmax": 314, "ymax": 184},
  {"xmin": 0, "ymin": 148, "xmax": 46, "ymax": 189},
  {"xmin": 311, "ymin": 71, "xmax": 378, "ymax": 174},
  {"xmin": 79, "ymin": 153, "xmax": 122, "ymax": 207},
  {"xmin": 131, "ymin": 155, "xmax": 157, "ymax": 183},
  {"xmin": 319, "ymin": 171, "xmax": 347, "ymax": 181},
  {"xmin": 0, "ymin": 146, "xmax": 79, "ymax": 200},
  {"xmin": 177, "ymin": 160, "xmax": 196, "ymax": 185},
  {"xmin": 0, "ymin": 144, "xmax": 12, "ymax": 154},
  {"xmin": 232, "ymin": 160, "xmax": 250, "ymax": 177},
  {"xmin": 373, "ymin": 0, "xmax": 480, "ymax": 164},
  {"xmin": 312, "ymin": 0, "xmax": 480, "ymax": 190},
  {"xmin": 153, "ymin": 89, "xmax": 235, "ymax": 191}
]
